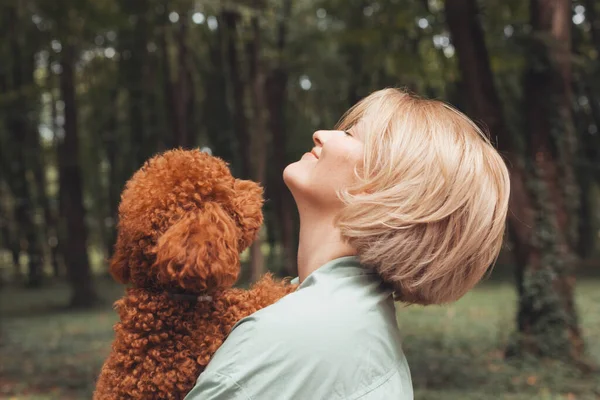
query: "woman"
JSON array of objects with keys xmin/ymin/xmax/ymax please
[{"xmin": 184, "ymin": 88, "xmax": 510, "ymax": 399}]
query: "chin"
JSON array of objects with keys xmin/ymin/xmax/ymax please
[
  {"xmin": 283, "ymin": 162, "xmax": 299, "ymax": 189},
  {"xmin": 283, "ymin": 161, "xmax": 309, "ymax": 199}
]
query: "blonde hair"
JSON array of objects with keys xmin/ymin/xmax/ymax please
[{"xmin": 335, "ymin": 88, "xmax": 510, "ymax": 305}]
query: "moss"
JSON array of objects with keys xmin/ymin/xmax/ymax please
[{"xmin": 510, "ymin": 163, "xmax": 581, "ymax": 360}]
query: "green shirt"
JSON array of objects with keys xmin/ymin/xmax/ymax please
[{"xmin": 184, "ymin": 256, "xmax": 413, "ymax": 400}]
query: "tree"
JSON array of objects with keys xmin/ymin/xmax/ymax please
[
  {"xmin": 0, "ymin": 183, "xmax": 22, "ymax": 281},
  {"xmin": 518, "ymin": 0, "xmax": 584, "ymax": 361},
  {"xmin": 446, "ymin": 0, "xmax": 585, "ymax": 362},
  {"xmin": 173, "ymin": 10, "xmax": 196, "ymax": 148},
  {"xmin": 120, "ymin": 0, "xmax": 151, "ymax": 171},
  {"xmin": 574, "ymin": 0, "xmax": 600, "ymax": 258},
  {"xmin": 45, "ymin": 60, "xmax": 66, "ymax": 277},
  {"xmin": 58, "ymin": 41, "xmax": 99, "ymax": 307},
  {"xmin": 221, "ymin": 9, "xmax": 253, "ymax": 177},
  {"xmin": 3, "ymin": 2, "xmax": 44, "ymax": 287},
  {"xmin": 220, "ymin": 4, "xmax": 270, "ymax": 281},
  {"xmin": 103, "ymin": 88, "xmax": 121, "ymax": 259},
  {"xmin": 266, "ymin": 0, "xmax": 297, "ymax": 275},
  {"xmin": 246, "ymin": 12, "xmax": 270, "ymax": 282},
  {"xmin": 30, "ymin": 111, "xmax": 61, "ymax": 277}
]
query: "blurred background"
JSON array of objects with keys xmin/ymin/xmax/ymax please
[{"xmin": 0, "ymin": 0, "xmax": 599, "ymax": 399}]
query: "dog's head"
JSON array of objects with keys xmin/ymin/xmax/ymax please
[{"xmin": 110, "ymin": 149, "xmax": 263, "ymax": 293}]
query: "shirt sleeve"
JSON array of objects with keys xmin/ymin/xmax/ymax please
[{"xmin": 183, "ymin": 371, "xmax": 251, "ymax": 400}]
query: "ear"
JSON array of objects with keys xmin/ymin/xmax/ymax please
[
  {"xmin": 109, "ymin": 237, "xmax": 130, "ymax": 284},
  {"xmin": 231, "ymin": 179, "xmax": 264, "ymax": 250},
  {"xmin": 151, "ymin": 202, "xmax": 240, "ymax": 292}
]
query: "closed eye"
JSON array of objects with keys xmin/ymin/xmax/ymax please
[{"xmin": 344, "ymin": 130, "xmax": 353, "ymax": 137}]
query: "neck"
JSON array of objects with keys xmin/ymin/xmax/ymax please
[{"xmin": 296, "ymin": 208, "xmax": 356, "ymax": 282}]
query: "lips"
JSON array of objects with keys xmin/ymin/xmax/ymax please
[
  {"xmin": 301, "ymin": 152, "xmax": 317, "ymax": 161},
  {"xmin": 311, "ymin": 149, "xmax": 319, "ymax": 159}
]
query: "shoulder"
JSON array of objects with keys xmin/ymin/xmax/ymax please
[
  {"xmin": 204, "ymin": 286, "xmax": 354, "ymax": 372},
  {"xmin": 235, "ymin": 283, "xmax": 378, "ymax": 353},
  {"xmin": 215, "ymin": 278, "xmax": 405, "ymax": 370},
  {"xmin": 186, "ymin": 284, "xmax": 410, "ymax": 399}
]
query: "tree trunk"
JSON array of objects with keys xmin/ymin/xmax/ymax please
[
  {"xmin": 5, "ymin": 5, "xmax": 43, "ymax": 287},
  {"xmin": 446, "ymin": 0, "xmax": 584, "ymax": 362},
  {"xmin": 518, "ymin": 0, "xmax": 583, "ymax": 361},
  {"xmin": 584, "ymin": 0, "xmax": 600, "ymax": 53},
  {"xmin": 577, "ymin": 0, "xmax": 600, "ymax": 258},
  {"xmin": 266, "ymin": 0, "xmax": 297, "ymax": 276},
  {"xmin": 59, "ymin": 43, "xmax": 99, "ymax": 308},
  {"xmin": 345, "ymin": 0, "xmax": 369, "ymax": 107},
  {"xmin": 0, "ymin": 184, "xmax": 22, "ymax": 281},
  {"xmin": 445, "ymin": 0, "xmax": 534, "ymax": 266},
  {"xmin": 31, "ymin": 66, "xmax": 61, "ymax": 278},
  {"xmin": 221, "ymin": 10, "xmax": 252, "ymax": 178},
  {"xmin": 0, "ymin": 39, "xmax": 22, "ymax": 282},
  {"xmin": 145, "ymin": 53, "xmax": 164, "ymax": 154},
  {"xmin": 159, "ymin": 6, "xmax": 178, "ymax": 150},
  {"xmin": 104, "ymin": 89, "xmax": 120, "ymax": 260},
  {"xmin": 247, "ymin": 17, "xmax": 269, "ymax": 282},
  {"xmin": 31, "ymin": 127, "xmax": 61, "ymax": 278},
  {"xmin": 220, "ymin": 9, "xmax": 269, "ymax": 281},
  {"xmin": 204, "ymin": 21, "xmax": 236, "ymax": 168},
  {"xmin": 173, "ymin": 18, "xmax": 194, "ymax": 148},
  {"xmin": 127, "ymin": 1, "xmax": 149, "ymax": 171},
  {"xmin": 47, "ymin": 73, "xmax": 65, "ymax": 276},
  {"xmin": 574, "ymin": 154, "xmax": 594, "ymax": 259},
  {"xmin": 578, "ymin": 2, "xmax": 600, "ymax": 179},
  {"xmin": 570, "ymin": 26, "xmax": 599, "ymax": 260}
]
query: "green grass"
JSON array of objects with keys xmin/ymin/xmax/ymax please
[
  {"xmin": 0, "ymin": 277, "xmax": 599, "ymax": 399},
  {"xmin": 401, "ymin": 280, "xmax": 600, "ymax": 400},
  {"xmin": 0, "ymin": 277, "xmax": 123, "ymax": 400}
]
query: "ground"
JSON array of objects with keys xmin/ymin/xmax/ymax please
[{"xmin": 0, "ymin": 276, "xmax": 599, "ymax": 400}]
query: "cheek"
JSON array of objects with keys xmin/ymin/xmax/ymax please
[
  {"xmin": 311, "ymin": 154, "xmax": 361, "ymax": 201},
  {"xmin": 321, "ymin": 145, "xmax": 363, "ymax": 184},
  {"xmin": 319, "ymin": 162, "xmax": 354, "ymax": 192}
]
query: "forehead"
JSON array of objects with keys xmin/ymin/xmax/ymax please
[
  {"xmin": 336, "ymin": 106, "xmax": 363, "ymax": 132},
  {"xmin": 335, "ymin": 107, "xmax": 372, "ymax": 142},
  {"xmin": 346, "ymin": 119, "xmax": 368, "ymax": 140},
  {"xmin": 336, "ymin": 90, "xmax": 406, "ymax": 139}
]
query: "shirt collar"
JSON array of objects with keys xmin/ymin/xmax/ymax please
[{"xmin": 292, "ymin": 256, "xmax": 376, "ymax": 289}]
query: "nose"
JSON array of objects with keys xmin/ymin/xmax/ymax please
[
  {"xmin": 311, "ymin": 130, "xmax": 347, "ymax": 160},
  {"xmin": 312, "ymin": 130, "xmax": 325, "ymax": 147},
  {"xmin": 313, "ymin": 130, "xmax": 343, "ymax": 146}
]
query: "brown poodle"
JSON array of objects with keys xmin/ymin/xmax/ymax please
[{"xmin": 94, "ymin": 149, "xmax": 296, "ymax": 400}]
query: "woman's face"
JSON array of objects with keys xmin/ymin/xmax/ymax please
[{"xmin": 283, "ymin": 129, "xmax": 364, "ymax": 210}]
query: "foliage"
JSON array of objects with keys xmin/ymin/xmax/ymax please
[{"xmin": 1, "ymin": 0, "xmax": 598, "ymax": 280}]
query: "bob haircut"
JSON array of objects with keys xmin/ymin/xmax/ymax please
[{"xmin": 335, "ymin": 88, "xmax": 510, "ymax": 305}]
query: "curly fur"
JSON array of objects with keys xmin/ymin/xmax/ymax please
[{"xmin": 94, "ymin": 149, "xmax": 296, "ymax": 399}]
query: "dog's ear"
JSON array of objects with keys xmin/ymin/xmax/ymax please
[
  {"xmin": 109, "ymin": 236, "xmax": 131, "ymax": 284},
  {"xmin": 231, "ymin": 179, "xmax": 264, "ymax": 251},
  {"xmin": 151, "ymin": 202, "xmax": 240, "ymax": 292}
]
